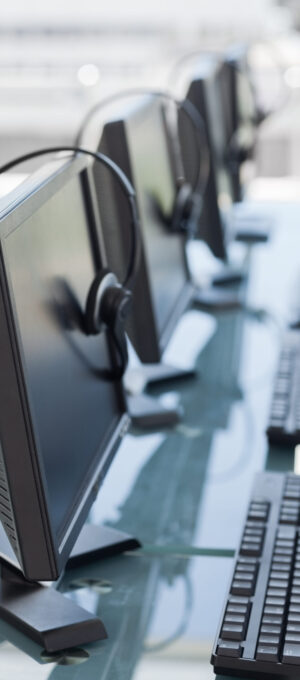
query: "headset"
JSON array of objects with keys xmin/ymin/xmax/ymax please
[
  {"xmin": 0, "ymin": 145, "xmax": 141, "ymax": 380},
  {"xmin": 76, "ymin": 88, "xmax": 211, "ymax": 239}
]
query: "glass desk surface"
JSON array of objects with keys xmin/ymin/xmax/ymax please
[{"xmin": 1, "ymin": 199, "xmax": 300, "ymax": 679}]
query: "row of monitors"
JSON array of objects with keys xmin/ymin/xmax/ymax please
[
  {"xmin": 83, "ymin": 51, "xmax": 257, "ymax": 364},
  {"xmin": 0, "ymin": 48, "xmax": 256, "ymax": 585}
]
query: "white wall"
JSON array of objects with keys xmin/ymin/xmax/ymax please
[{"xmin": 0, "ymin": 0, "xmax": 276, "ymax": 31}]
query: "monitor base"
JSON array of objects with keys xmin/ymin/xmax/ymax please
[
  {"xmin": 212, "ymin": 266, "xmax": 245, "ymax": 287},
  {"xmin": 193, "ymin": 286, "xmax": 242, "ymax": 312},
  {"xmin": 125, "ymin": 363, "xmax": 195, "ymax": 393},
  {"xmin": 0, "ymin": 524, "xmax": 140, "ymax": 653},
  {"xmin": 67, "ymin": 523, "xmax": 141, "ymax": 568},
  {"xmin": 127, "ymin": 393, "xmax": 182, "ymax": 428},
  {"xmin": 234, "ymin": 213, "xmax": 271, "ymax": 245}
]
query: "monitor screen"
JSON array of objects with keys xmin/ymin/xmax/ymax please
[
  {"xmin": 204, "ymin": 65, "xmax": 234, "ymax": 212},
  {"xmin": 218, "ymin": 48, "xmax": 257, "ymax": 201},
  {"xmin": 176, "ymin": 56, "xmax": 232, "ymax": 259},
  {"xmin": 223, "ymin": 47, "xmax": 256, "ymax": 136},
  {"xmin": 0, "ymin": 156, "xmax": 127, "ymax": 579},
  {"xmin": 125, "ymin": 97, "xmax": 188, "ymax": 340}
]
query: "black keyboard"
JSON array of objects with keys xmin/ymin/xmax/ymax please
[
  {"xmin": 267, "ymin": 330, "xmax": 300, "ymax": 446},
  {"xmin": 211, "ymin": 471, "xmax": 300, "ymax": 679}
]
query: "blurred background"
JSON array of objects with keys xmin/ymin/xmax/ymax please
[{"xmin": 1, "ymin": 0, "xmax": 300, "ymax": 183}]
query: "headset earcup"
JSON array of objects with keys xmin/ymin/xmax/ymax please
[
  {"xmin": 85, "ymin": 270, "xmax": 132, "ymax": 379},
  {"xmin": 101, "ymin": 286, "xmax": 132, "ymax": 376},
  {"xmin": 171, "ymin": 183, "xmax": 194, "ymax": 233},
  {"xmin": 85, "ymin": 269, "xmax": 118, "ymax": 335}
]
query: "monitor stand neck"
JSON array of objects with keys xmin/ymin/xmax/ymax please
[{"xmin": 0, "ymin": 524, "xmax": 140, "ymax": 653}]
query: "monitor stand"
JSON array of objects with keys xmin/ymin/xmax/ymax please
[
  {"xmin": 193, "ymin": 286, "xmax": 242, "ymax": 312},
  {"xmin": 127, "ymin": 393, "xmax": 182, "ymax": 428},
  {"xmin": 125, "ymin": 363, "xmax": 195, "ymax": 392},
  {"xmin": 0, "ymin": 524, "xmax": 140, "ymax": 653},
  {"xmin": 233, "ymin": 210, "xmax": 272, "ymax": 245},
  {"xmin": 124, "ymin": 363, "xmax": 195, "ymax": 429},
  {"xmin": 211, "ymin": 265, "xmax": 245, "ymax": 287}
]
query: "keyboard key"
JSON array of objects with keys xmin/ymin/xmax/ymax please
[
  {"xmin": 236, "ymin": 564, "xmax": 256, "ymax": 574},
  {"xmin": 280, "ymin": 515, "xmax": 298, "ymax": 524},
  {"xmin": 265, "ymin": 597, "xmax": 285, "ymax": 606},
  {"xmin": 229, "ymin": 596, "xmax": 250, "ymax": 606},
  {"xmin": 273, "ymin": 548, "xmax": 294, "ymax": 556},
  {"xmin": 242, "ymin": 537, "xmax": 262, "ymax": 547},
  {"xmin": 260, "ymin": 625, "xmax": 281, "ymax": 635},
  {"xmin": 224, "ymin": 614, "xmax": 245, "ymax": 625},
  {"xmin": 289, "ymin": 605, "xmax": 300, "ymax": 614},
  {"xmin": 226, "ymin": 604, "xmax": 248, "ymax": 615},
  {"xmin": 244, "ymin": 528, "xmax": 264, "ymax": 537},
  {"xmin": 269, "ymin": 579, "xmax": 289, "ymax": 590},
  {"xmin": 286, "ymin": 624, "xmax": 300, "ymax": 633},
  {"xmin": 264, "ymin": 606, "xmax": 284, "ymax": 616},
  {"xmin": 248, "ymin": 511, "xmax": 267, "ymax": 522},
  {"xmin": 256, "ymin": 646, "xmax": 278, "ymax": 661},
  {"xmin": 275, "ymin": 539, "xmax": 295, "ymax": 548},
  {"xmin": 236, "ymin": 557, "xmax": 258, "ymax": 566},
  {"xmin": 217, "ymin": 641, "xmax": 242, "ymax": 657},
  {"xmin": 259, "ymin": 635, "xmax": 280, "ymax": 646},
  {"xmin": 270, "ymin": 563, "xmax": 290, "ymax": 572},
  {"xmin": 272, "ymin": 555, "xmax": 292, "ymax": 564},
  {"xmin": 262, "ymin": 615, "xmax": 283, "ymax": 625},
  {"xmin": 269, "ymin": 571, "xmax": 290, "ymax": 581},
  {"xmin": 221, "ymin": 624, "xmax": 244, "ymax": 641},
  {"xmin": 233, "ymin": 572, "xmax": 254, "ymax": 582},
  {"xmin": 285, "ymin": 633, "xmax": 300, "ymax": 643},
  {"xmin": 267, "ymin": 588, "xmax": 287, "ymax": 598},
  {"xmin": 240, "ymin": 543, "xmax": 262, "ymax": 557},
  {"xmin": 231, "ymin": 581, "xmax": 254, "ymax": 596},
  {"xmin": 288, "ymin": 614, "xmax": 300, "ymax": 624},
  {"xmin": 282, "ymin": 643, "xmax": 300, "ymax": 664}
]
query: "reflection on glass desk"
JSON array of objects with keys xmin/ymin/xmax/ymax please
[
  {"xmin": 0, "ymin": 553, "xmax": 231, "ymax": 680},
  {"xmin": 1, "ymin": 199, "xmax": 300, "ymax": 679}
]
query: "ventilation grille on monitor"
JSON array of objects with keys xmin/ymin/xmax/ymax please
[{"xmin": 0, "ymin": 445, "xmax": 20, "ymax": 560}]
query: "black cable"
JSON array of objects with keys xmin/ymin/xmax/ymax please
[
  {"xmin": 75, "ymin": 88, "xmax": 211, "ymax": 205},
  {"xmin": 0, "ymin": 145, "xmax": 141, "ymax": 291}
]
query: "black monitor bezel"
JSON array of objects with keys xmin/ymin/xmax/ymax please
[{"xmin": 0, "ymin": 155, "xmax": 129, "ymax": 581}]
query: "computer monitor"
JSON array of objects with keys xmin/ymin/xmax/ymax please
[
  {"xmin": 80, "ymin": 94, "xmax": 194, "ymax": 365},
  {"xmin": 0, "ymin": 154, "xmax": 130, "ymax": 584},
  {"xmin": 219, "ymin": 45, "xmax": 257, "ymax": 202},
  {"xmin": 176, "ymin": 55, "xmax": 233, "ymax": 261},
  {"xmin": 175, "ymin": 52, "xmax": 270, "ymax": 262}
]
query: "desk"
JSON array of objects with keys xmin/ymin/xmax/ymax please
[{"xmin": 0, "ymin": 199, "xmax": 299, "ymax": 679}]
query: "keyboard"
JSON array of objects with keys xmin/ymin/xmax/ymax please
[
  {"xmin": 267, "ymin": 330, "xmax": 300, "ymax": 447},
  {"xmin": 211, "ymin": 471, "xmax": 300, "ymax": 679}
]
